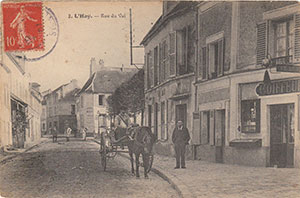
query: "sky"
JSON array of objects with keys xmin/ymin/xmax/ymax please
[{"xmin": 25, "ymin": 1, "xmax": 162, "ymax": 92}]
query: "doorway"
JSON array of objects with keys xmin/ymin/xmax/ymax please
[
  {"xmin": 215, "ymin": 109, "xmax": 225, "ymax": 163},
  {"xmin": 270, "ymin": 104, "xmax": 294, "ymax": 168},
  {"xmin": 176, "ymin": 104, "xmax": 187, "ymax": 127}
]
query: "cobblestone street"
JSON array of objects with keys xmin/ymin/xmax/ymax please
[
  {"xmin": 0, "ymin": 139, "xmax": 178, "ymax": 198},
  {"xmin": 152, "ymin": 155, "xmax": 300, "ymax": 198}
]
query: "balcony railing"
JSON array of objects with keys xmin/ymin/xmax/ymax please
[{"xmin": 271, "ymin": 55, "xmax": 293, "ymax": 66}]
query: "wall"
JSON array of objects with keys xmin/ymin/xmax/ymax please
[{"xmin": 198, "ymin": 2, "xmax": 232, "ymax": 72}]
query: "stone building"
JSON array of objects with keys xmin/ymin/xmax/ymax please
[
  {"xmin": 44, "ymin": 80, "xmax": 79, "ymax": 135},
  {"xmin": 141, "ymin": 1, "xmax": 198, "ymax": 156},
  {"xmin": 76, "ymin": 58, "xmax": 137, "ymax": 136},
  {"xmin": 193, "ymin": 1, "xmax": 300, "ymax": 168}
]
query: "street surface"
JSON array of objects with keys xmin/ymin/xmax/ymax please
[{"xmin": 0, "ymin": 139, "xmax": 179, "ymax": 198}]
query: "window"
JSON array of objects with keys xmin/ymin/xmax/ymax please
[
  {"xmin": 241, "ymin": 99, "xmax": 260, "ymax": 133},
  {"xmin": 161, "ymin": 102, "xmax": 166, "ymax": 140},
  {"xmin": 49, "ymin": 122, "xmax": 52, "ymax": 128},
  {"xmin": 274, "ymin": 18, "xmax": 294, "ymax": 63},
  {"xmin": 159, "ymin": 40, "xmax": 168, "ymax": 82},
  {"xmin": 98, "ymin": 95, "xmax": 104, "ymax": 105},
  {"xmin": 208, "ymin": 39, "xmax": 224, "ymax": 79},
  {"xmin": 42, "ymin": 123, "xmax": 45, "ymax": 130},
  {"xmin": 169, "ymin": 32, "xmax": 176, "ymax": 76},
  {"xmin": 71, "ymin": 104, "xmax": 75, "ymax": 114},
  {"xmin": 177, "ymin": 27, "xmax": 188, "ymax": 75},
  {"xmin": 146, "ymin": 52, "xmax": 153, "ymax": 89},
  {"xmin": 257, "ymin": 13, "xmax": 300, "ymax": 65}
]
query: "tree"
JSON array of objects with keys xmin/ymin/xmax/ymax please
[{"xmin": 107, "ymin": 69, "xmax": 145, "ymax": 125}]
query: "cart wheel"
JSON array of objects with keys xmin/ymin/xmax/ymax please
[
  {"xmin": 101, "ymin": 146, "xmax": 107, "ymax": 171},
  {"xmin": 146, "ymin": 154, "xmax": 154, "ymax": 173}
]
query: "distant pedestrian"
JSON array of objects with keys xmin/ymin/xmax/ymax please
[
  {"xmin": 82, "ymin": 127, "xmax": 87, "ymax": 141},
  {"xmin": 52, "ymin": 126, "xmax": 58, "ymax": 143},
  {"xmin": 172, "ymin": 120, "xmax": 190, "ymax": 169},
  {"xmin": 66, "ymin": 127, "xmax": 72, "ymax": 142}
]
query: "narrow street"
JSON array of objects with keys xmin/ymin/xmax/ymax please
[{"xmin": 0, "ymin": 139, "xmax": 179, "ymax": 198}]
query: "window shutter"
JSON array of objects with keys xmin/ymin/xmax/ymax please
[
  {"xmin": 200, "ymin": 47, "xmax": 206, "ymax": 79},
  {"xmin": 256, "ymin": 22, "xmax": 267, "ymax": 65},
  {"xmin": 169, "ymin": 32, "xmax": 176, "ymax": 76},
  {"xmin": 200, "ymin": 112, "xmax": 208, "ymax": 144},
  {"xmin": 218, "ymin": 38, "xmax": 224, "ymax": 76},
  {"xmin": 209, "ymin": 110, "xmax": 215, "ymax": 146},
  {"xmin": 159, "ymin": 43, "xmax": 163, "ymax": 82},
  {"xmin": 294, "ymin": 14, "xmax": 300, "ymax": 62},
  {"xmin": 144, "ymin": 55, "xmax": 148, "ymax": 89}
]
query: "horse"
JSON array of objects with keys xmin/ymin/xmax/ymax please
[{"xmin": 114, "ymin": 126, "xmax": 156, "ymax": 178}]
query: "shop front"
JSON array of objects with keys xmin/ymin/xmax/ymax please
[{"xmin": 229, "ymin": 77, "xmax": 300, "ymax": 168}]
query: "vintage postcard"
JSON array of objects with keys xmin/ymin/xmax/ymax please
[{"xmin": 0, "ymin": 1, "xmax": 300, "ymax": 198}]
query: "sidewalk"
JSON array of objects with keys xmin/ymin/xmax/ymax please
[
  {"xmin": 0, "ymin": 137, "xmax": 50, "ymax": 164},
  {"xmin": 152, "ymin": 155, "xmax": 300, "ymax": 198}
]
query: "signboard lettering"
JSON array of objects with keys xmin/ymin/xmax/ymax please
[{"xmin": 256, "ymin": 79, "xmax": 300, "ymax": 96}]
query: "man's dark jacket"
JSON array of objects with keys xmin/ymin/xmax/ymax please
[{"xmin": 172, "ymin": 127, "xmax": 190, "ymax": 146}]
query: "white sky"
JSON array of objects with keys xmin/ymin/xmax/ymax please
[{"xmin": 26, "ymin": 1, "xmax": 162, "ymax": 92}]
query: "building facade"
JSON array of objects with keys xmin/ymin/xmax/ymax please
[
  {"xmin": 76, "ymin": 59, "xmax": 137, "ymax": 136},
  {"xmin": 142, "ymin": 1, "xmax": 300, "ymax": 168},
  {"xmin": 0, "ymin": 51, "xmax": 42, "ymax": 149},
  {"xmin": 141, "ymin": 2, "xmax": 198, "ymax": 156},
  {"xmin": 192, "ymin": 1, "xmax": 300, "ymax": 168},
  {"xmin": 44, "ymin": 80, "xmax": 79, "ymax": 135}
]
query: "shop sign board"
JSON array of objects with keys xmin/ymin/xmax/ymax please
[{"xmin": 256, "ymin": 78, "xmax": 300, "ymax": 96}]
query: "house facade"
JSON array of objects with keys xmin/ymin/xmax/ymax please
[
  {"xmin": 141, "ymin": 2, "xmax": 198, "ymax": 156},
  {"xmin": 44, "ymin": 80, "xmax": 79, "ymax": 135},
  {"xmin": 0, "ymin": 51, "xmax": 42, "ymax": 149},
  {"xmin": 141, "ymin": 1, "xmax": 300, "ymax": 168},
  {"xmin": 192, "ymin": 1, "xmax": 300, "ymax": 168},
  {"xmin": 26, "ymin": 83, "xmax": 42, "ymax": 147},
  {"xmin": 76, "ymin": 59, "xmax": 137, "ymax": 136}
]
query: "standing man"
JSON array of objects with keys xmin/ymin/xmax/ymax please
[
  {"xmin": 52, "ymin": 126, "xmax": 58, "ymax": 143},
  {"xmin": 172, "ymin": 120, "xmax": 190, "ymax": 169}
]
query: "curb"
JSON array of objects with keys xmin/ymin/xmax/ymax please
[
  {"xmin": 0, "ymin": 138, "xmax": 50, "ymax": 165},
  {"xmin": 90, "ymin": 138, "xmax": 191, "ymax": 198}
]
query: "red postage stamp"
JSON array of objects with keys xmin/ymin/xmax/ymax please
[{"xmin": 2, "ymin": 2, "xmax": 44, "ymax": 51}]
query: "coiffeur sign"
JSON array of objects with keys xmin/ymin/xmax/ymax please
[{"xmin": 256, "ymin": 79, "xmax": 300, "ymax": 96}]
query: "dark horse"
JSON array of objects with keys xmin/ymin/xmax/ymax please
[{"xmin": 114, "ymin": 126, "xmax": 156, "ymax": 178}]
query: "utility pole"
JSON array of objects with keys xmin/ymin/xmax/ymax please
[{"xmin": 129, "ymin": 8, "xmax": 143, "ymax": 69}]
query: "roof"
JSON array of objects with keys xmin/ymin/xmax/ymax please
[
  {"xmin": 77, "ymin": 68, "xmax": 137, "ymax": 95},
  {"xmin": 60, "ymin": 88, "xmax": 81, "ymax": 102},
  {"xmin": 140, "ymin": 1, "xmax": 198, "ymax": 45}
]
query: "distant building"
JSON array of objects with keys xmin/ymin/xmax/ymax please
[
  {"xmin": 44, "ymin": 80, "xmax": 80, "ymax": 135},
  {"xmin": 76, "ymin": 58, "xmax": 137, "ymax": 136}
]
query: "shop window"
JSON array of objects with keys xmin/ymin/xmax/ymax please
[{"xmin": 241, "ymin": 99, "xmax": 260, "ymax": 133}]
